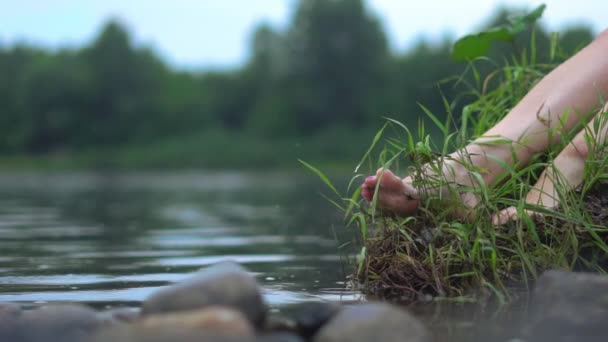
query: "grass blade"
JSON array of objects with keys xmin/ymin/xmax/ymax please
[{"xmin": 299, "ymin": 159, "xmax": 340, "ymax": 197}]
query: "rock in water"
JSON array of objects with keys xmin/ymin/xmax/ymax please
[
  {"xmin": 0, "ymin": 304, "xmax": 101, "ymax": 342},
  {"xmin": 89, "ymin": 323, "xmax": 253, "ymax": 342},
  {"xmin": 263, "ymin": 315, "xmax": 297, "ymax": 333},
  {"xmin": 139, "ymin": 306, "xmax": 255, "ymax": 337},
  {"xmin": 97, "ymin": 307, "xmax": 140, "ymax": 325},
  {"xmin": 258, "ymin": 332, "xmax": 306, "ymax": 342},
  {"xmin": 0, "ymin": 303, "xmax": 21, "ymax": 320},
  {"xmin": 313, "ymin": 303, "xmax": 430, "ymax": 342},
  {"xmin": 291, "ymin": 302, "xmax": 341, "ymax": 339},
  {"xmin": 142, "ymin": 261, "xmax": 267, "ymax": 328},
  {"xmin": 527, "ymin": 270, "xmax": 608, "ymax": 341},
  {"xmin": 0, "ymin": 304, "xmax": 22, "ymax": 341}
]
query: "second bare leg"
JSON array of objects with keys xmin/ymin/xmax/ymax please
[
  {"xmin": 493, "ymin": 102, "xmax": 608, "ymax": 225},
  {"xmin": 363, "ymin": 29, "xmax": 608, "ymax": 217}
]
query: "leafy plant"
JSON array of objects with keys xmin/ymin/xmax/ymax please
[
  {"xmin": 304, "ymin": 4, "xmax": 608, "ymax": 304},
  {"xmin": 452, "ymin": 4, "xmax": 546, "ymax": 61}
]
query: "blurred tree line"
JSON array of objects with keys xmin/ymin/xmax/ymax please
[{"xmin": 0, "ymin": 0, "xmax": 595, "ymax": 168}]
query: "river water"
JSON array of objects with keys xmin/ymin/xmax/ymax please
[
  {"xmin": 0, "ymin": 171, "xmax": 525, "ymax": 341},
  {"xmin": 0, "ymin": 171, "xmax": 358, "ymax": 306}
]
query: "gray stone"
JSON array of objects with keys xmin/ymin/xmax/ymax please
[
  {"xmin": 527, "ymin": 270, "xmax": 608, "ymax": 342},
  {"xmin": 139, "ymin": 306, "xmax": 255, "ymax": 337},
  {"xmin": 292, "ymin": 302, "xmax": 341, "ymax": 339},
  {"xmin": 97, "ymin": 307, "xmax": 140, "ymax": 325},
  {"xmin": 313, "ymin": 303, "xmax": 430, "ymax": 342},
  {"xmin": 264, "ymin": 315, "xmax": 297, "ymax": 332},
  {"xmin": 0, "ymin": 304, "xmax": 101, "ymax": 342},
  {"xmin": 88, "ymin": 323, "xmax": 254, "ymax": 342},
  {"xmin": 0, "ymin": 303, "xmax": 22, "ymax": 320},
  {"xmin": 258, "ymin": 332, "xmax": 306, "ymax": 342},
  {"xmin": 0, "ymin": 304, "xmax": 22, "ymax": 341},
  {"xmin": 142, "ymin": 261, "xmax": 267, "ymax": 328}
]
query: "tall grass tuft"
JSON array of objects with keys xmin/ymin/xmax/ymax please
[{"xmin": 302, "ymin": 6, "xmax": 608, "ymax": 303}]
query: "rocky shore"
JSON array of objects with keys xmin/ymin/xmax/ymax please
[{"xmin": 0, "ymin": 261, "xmax": 607, "ymax": 342}]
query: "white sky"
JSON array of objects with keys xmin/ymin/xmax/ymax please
[{"xmin": 0, "ymin": 0, "xmax": 605, "ymax": 69}]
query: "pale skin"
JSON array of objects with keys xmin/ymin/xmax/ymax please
[{"xmin": 362, "ymin": 28, "xmax": 608, "ymax": 224}]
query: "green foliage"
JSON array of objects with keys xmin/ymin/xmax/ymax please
[
  {"xmin": 452, "ymin": 4, "xmax": 546, "ymax": 61},
  {"xmin": 306, "ymin": 10, "xmax": 608, "ymax": 304},
  {"xmin": 284, "ymin": 0, "xmax": 390, "ymax": 131},
  {"xmin": 0, "ymin": 2, "xmax": 597, "ymax": 169}
]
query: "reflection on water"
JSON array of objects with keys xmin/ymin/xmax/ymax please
[
  {"xmin": 0, "ymin": 171, "xmax": 359, "ymax": 307},
  {"xmin": 0, "ymin": 171, "xmax": 529, "ymax": 341}
]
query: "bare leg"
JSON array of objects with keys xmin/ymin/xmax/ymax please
[
  {"xmin": 493, "ymin": 103, "xmax": 608, "ymax": 225},
  {"xmin": 363, "ymin": 29, "xmax": 608, "ymax": 216}
]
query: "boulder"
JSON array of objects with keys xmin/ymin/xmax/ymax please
[
  {"xmin": 0, "ymin": 303, "xmax": 21, "ymax": 320},
  {"xmin": 527, "ymin": 270, "xmax": 608, "ymax": 341},
  {"xmin": 0, "ymin": 304, "xmax": 101, "ymax": 342},
  {"xmin": 142, "ymin": 261, "xmax": 266, "ymax": 328},
  {"xmin": 258, "ymin": 332, "xmax": 306, "ymax": 342},
  {"xmin": 313, "ymin": 303, "xmax": 430, "ymax": 342},
  {"xmin": 139, "ymin": 306, "xmax": 255, "ymax": 337},
  {"xmin": 88, "ymin": 323, "xmax": 253, "ymax": 342},
  {"xmin": 291, "ymin": 302, "xmax": 341, "ymax": 339},
  {"xmin": 264, "ymin": 315, "xmax": 297, "ymax": 333},
  {"xmin": 97, "ymin": 307, "xmax": 140, "ymax": 325},
  {"xmin": 0, "ymin": 303, "xmax": 22, "ymax": 341}
]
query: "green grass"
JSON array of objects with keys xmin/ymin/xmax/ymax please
[{"xmin": 304, "ymin": 27, "xmax": 608, "ymax": 304}]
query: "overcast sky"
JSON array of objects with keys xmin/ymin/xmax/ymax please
[{"xmin": 0, "ymin": 0, "xmax": 605, "ymax": 69}]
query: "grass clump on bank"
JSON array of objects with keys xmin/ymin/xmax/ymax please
[{"xmin": 305, "ymin": 5, "xmax": 608, "ymax": 303}]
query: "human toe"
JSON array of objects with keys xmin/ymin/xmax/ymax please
[
  {"xmin": 361, "ymin": 176, "xmax": 377, "ymax": 201},
  {"xmin": 361, "ymin": 184, "xmax": 372, "ymax": 201},
  {"xmin": 492, "ymin": 207, "xmax": 515, "ymax": 225}
]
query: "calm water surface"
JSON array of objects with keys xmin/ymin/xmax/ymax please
[
  {"xmin": 0, "ymin": 171, "xmax": 526, "ymax": 341},
  {"xmin": 0, "ymin": 171, "xmax": 358, "ymax": 308}
]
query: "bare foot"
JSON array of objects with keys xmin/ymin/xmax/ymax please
[
  {"xmin": 361, "ymin": 168, "xmax": 420, "ymax": 215},
  {"xmin": 361, "ymin": 163, "xmax": 483, "ymax": 218},
  {"xmin": 492, "ymin": 145, "xmax": 587, "ymax": 225},
  {"xmin": 360, "ymin": 138, "xmax": 536, "ymax": 218}
]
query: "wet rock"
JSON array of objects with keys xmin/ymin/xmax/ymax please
[
  {"xmin": 97, "ymin": 307, "xmax": 140, "ymax": 325},
  {"xmin": 0, "ymin": 303, "xmax": 22, "ymax": 320},
  {"xmin": 262, "ymin": 303, "xmax": 341, "ymax": 338},
  {"xmin": 264, "ymin": 315, "xmax": 297, "ymax": 332},
  {"xmin": 89, "ymin": 323, "xmax": 253, "ymax": 342},
  {"xmin": 142, "ymin": 261, "xmax": 267, "ymax": 328},
  {"xmin": 0, "ymin": 304, "xmax": 101, "ymax": 342},
  {"xmin": 313, "ymin": 303, "xmax": 430, "ymax": 342},
  {"xmin": 139, "ymin": 306, "xmax": 255, "ymax": 338},
  {"xmin": 292, "ymin": 302, "xmax": 341, "ymax": 339},
  {"xmin": 0, "ymin": 304, "xmax": 22, "ymax": 341},
  {"xmin": 527, "ymin": 270, "xmax": 608, "ymax": 341},
  {"xmin": 258, "ymin": 332, "xmax": 306, "ymax": 342}
]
